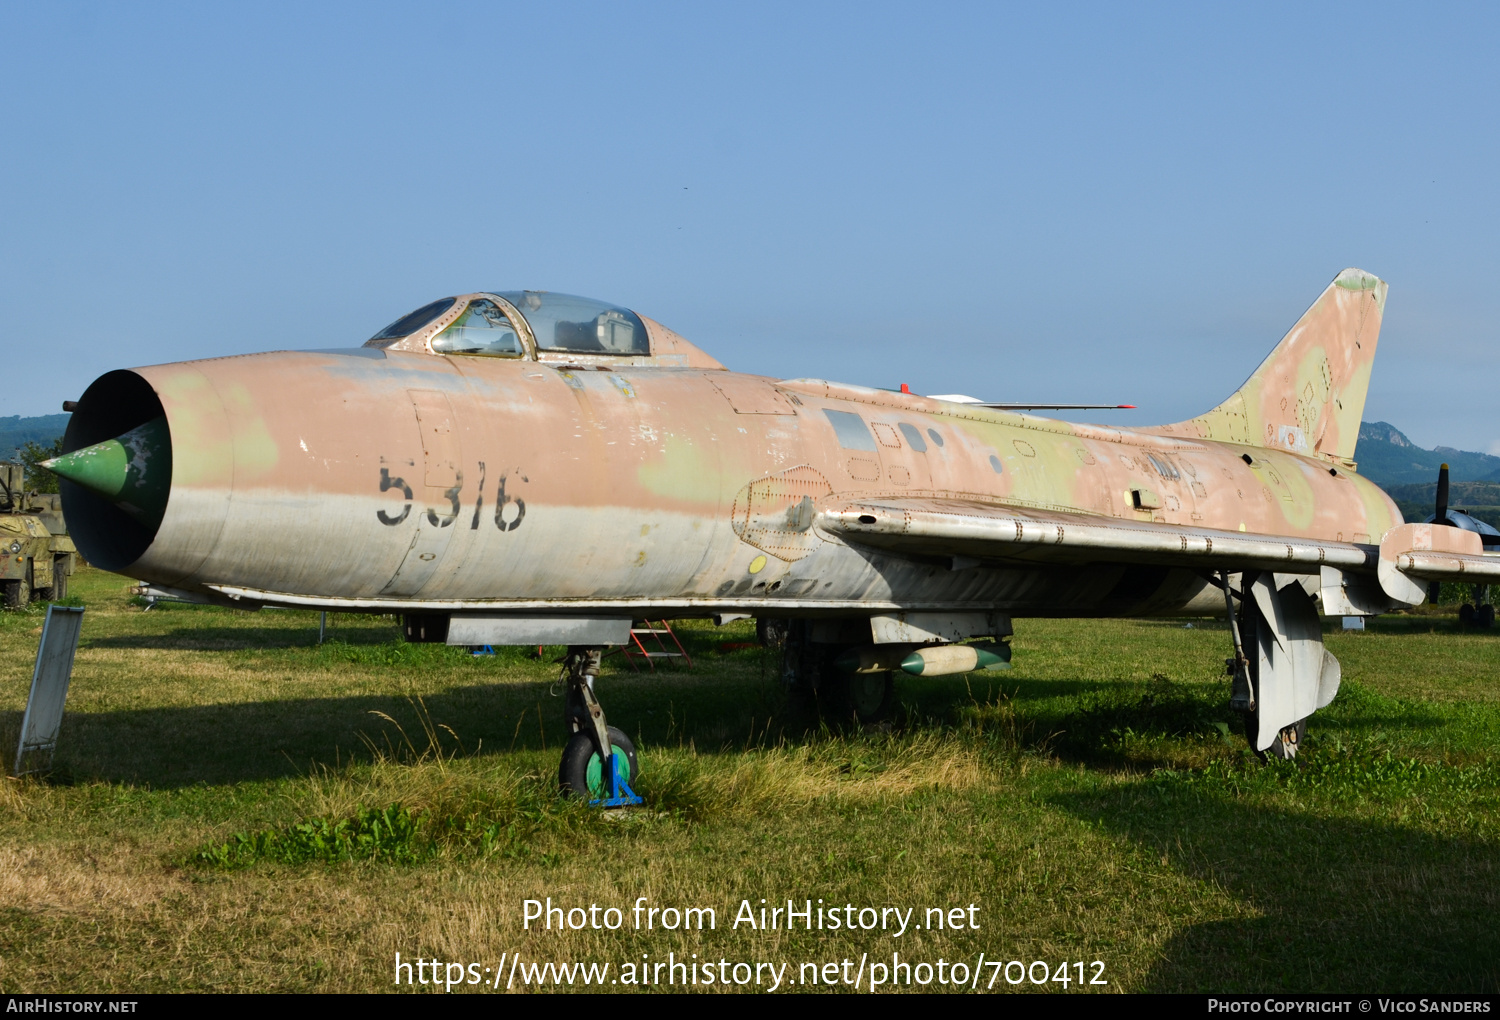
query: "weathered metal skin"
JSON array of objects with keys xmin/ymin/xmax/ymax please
[
  {"xmin": 63, "ymin": 270, "xmax": 1411, "ymax": 620},
  {"xmin": 1148, "ymin": 269, "xmax": 1383, "ymax": 465}
]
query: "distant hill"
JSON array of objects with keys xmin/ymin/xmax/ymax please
[
  {"xmin": 1354, "ymin": 422, "xmax": 1500, "ymax": 487},
  {"xmin": 0, "ymin": 414, "xmax": 69, "ymax": 461},
  {"xmin": 1384, "ymin": 481, "xmax": 1500, "ymax": 531}
]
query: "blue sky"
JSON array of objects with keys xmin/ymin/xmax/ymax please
[{"xmin": 3, "ymin": 2, "xmax": 1497, "ymax": 453}]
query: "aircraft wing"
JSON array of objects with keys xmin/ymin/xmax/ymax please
[
  {"xmin": 818, "ymin": 497, "xmax": 1374, "ymax": 573},
  {"xmin": 817, "ymin": 498, "xmax": 1500, "ymax": 603}
]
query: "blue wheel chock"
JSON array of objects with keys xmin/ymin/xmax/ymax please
[{"xmin": 590, "ymin": 751, "xmax": 643, "ymax": 808}]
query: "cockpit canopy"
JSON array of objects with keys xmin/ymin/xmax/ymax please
[
  {"xmin": 496, "ymin": 292, "xmax": 649, "ymax": 356},
  {"xmin": 360, "ymin": 290, "xmax": 720, "ymax": 368},
  {"xmin": 367, "ymin": 297, "xmax": 459, "ymax": 344},
  {"xmin": 430, "ymin": 298, "xmax": 523, "ymax": 357}
]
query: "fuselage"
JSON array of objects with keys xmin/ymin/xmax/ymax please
[{"xmin": 65, "ymin": 347, "xmax": 1402, "ymax": 618}]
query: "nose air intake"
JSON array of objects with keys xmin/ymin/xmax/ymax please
[
  {"xmin": 42, "ymin": 416, "xmax": 170, "ymax": 528},
  {"xmin": 50, "ymin": 369, "xmax": 171, "ymax": 571}
]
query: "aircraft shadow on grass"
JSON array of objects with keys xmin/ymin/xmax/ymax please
[
  {"xmin": 3, "ymin": 635, "xmax": 1103, "ymax": 787},
  {"xmin": 8, "ymin": 629, "xmax": 813, "ymax": 787},
  {"xmin": 11, "ymin": 679, "xmax": 769, "ymax": 789},
  {"xmin": 8, "ymin": 615, "xmax": 1460, "ymax": 786},
  {"xmin": 1049, "ymin": 784, "xmax": 1500, "ymax": 992},
  {"xmin": 13, "ymin": 657, "xmax": 1455, "ymax": 792},
  {"xmin": 82, "ymin": 621, "xmax": 403, "ymax": 651}
]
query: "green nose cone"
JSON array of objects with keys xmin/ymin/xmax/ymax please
[{"xmin": 42, "ymin": 416, "xmax": 171, "ymax": 527}]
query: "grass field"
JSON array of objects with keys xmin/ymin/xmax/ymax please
[{"xmin": 0, "ymin": 566, "xmax": 1495, "ymax": 993}]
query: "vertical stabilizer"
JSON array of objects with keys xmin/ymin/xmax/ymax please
[{"xmin": 1159, "ymin": 269, "xmax": 1385, "ymax": 466}]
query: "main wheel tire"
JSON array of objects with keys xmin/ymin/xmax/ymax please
[
  {"xmin": 558, "ymin": 726, "xmax": 639, "ymax": 799},
  {"xmin": 1459, "ymin": 603, "xmax": 1476, "ymax": 625},
  {"xmin": 757, "ymin": 617, "xmax": 789, "ymax": 651},
  {"xmin": 1265, "ymin": 717, "xmax": 1307, "ymax": 760},
  {"xmin": 1242, "ymin": 710, "xmax": 1307, "ymax": 761},
  {"xmin": 826, "ymin": 670, "xmax": 895, "ymax": 725},
  {"xmin": 1479, "ymin": 604, "xmax": 1496, "ymax": 629}
]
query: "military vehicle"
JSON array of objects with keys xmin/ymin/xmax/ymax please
[
  {"xmin": 0, "ymin": 461, "xmax": 77, "ymax": 607},
  {"xmin": 40, "ymin": 271, "xmax": 1500, "ymax": 797}
]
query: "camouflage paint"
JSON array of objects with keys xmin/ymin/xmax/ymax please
[
  {"xmin": 1155, "ymin": 268, "xmax": 1384, "ymax": 466},
  {"xmin": 58, "ymin": 271, "xmax": 1478, "ymax": 619}
]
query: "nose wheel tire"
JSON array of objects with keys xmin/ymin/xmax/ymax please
[{"xmin": 559, "ymin": 726, "xmax": 639, "ymax": 800}]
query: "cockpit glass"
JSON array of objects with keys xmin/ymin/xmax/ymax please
[
  {"xmin": 431, "ymin": 299, "xmax": 523, "ymax": 357},
  {"xmin": 368, "ymin": 297, "xmax": 457, "ymax": 343},
  {"xmin": 496, "ymin": 291, "xmax": 649, "ymax": 355}
]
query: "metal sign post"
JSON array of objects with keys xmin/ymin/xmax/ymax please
[{"xmin": 14, "ymin": 605, "xmax": 85, "ymax": 777}]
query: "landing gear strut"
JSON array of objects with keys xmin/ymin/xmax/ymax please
[
  {"xmin": 1221, "ymin": 571, "xmax": 1255, "ymax": 715},
  {"xmin": 557, "ymin": 646, "xmax": 641, "ymax": 806}
]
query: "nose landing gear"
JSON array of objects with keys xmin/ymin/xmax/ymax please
[{"xmin": 557, "ymin": 646, "xmax": 642, "ymax": 807}]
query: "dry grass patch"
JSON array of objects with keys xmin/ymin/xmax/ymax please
[
  {"xmin": 644, "ymin": 733, "xmax": 989, "ymax": 820},
  {"xmin": 0, "ymin": 842, "xmax": 184, "ymax": 915},
  {"xmin": 0, "ymin": 568, "xmax": 1493, "ymax": 992}
]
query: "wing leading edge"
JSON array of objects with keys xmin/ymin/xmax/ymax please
[{"xmin": 817, "ymin": 498, "xmax": 1500, "ymax": 608}]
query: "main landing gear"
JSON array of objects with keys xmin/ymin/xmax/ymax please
[
  {"xmin": 557, "ymin": 646, "xmax": 642, "ymax": 807},
  {"xmin": 778, "ymin": 621, "xmax": 896, "ymax": 726},
  {"xmin": 1220, "ymin": 571, "xmax": 1318, "ymax": 761},
  {"xmin": 1458, "ymin": 585, "xmax": 1494, "ymax": 629}
]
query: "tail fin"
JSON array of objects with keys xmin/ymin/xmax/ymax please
[{"xmin": 1162, "ymin": 268, "xmax": 1386, "ymax": 466}]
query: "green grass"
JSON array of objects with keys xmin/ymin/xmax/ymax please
[{"xmin": 0, "ymin": 567, "xmax": 1494, "ymax": 992}]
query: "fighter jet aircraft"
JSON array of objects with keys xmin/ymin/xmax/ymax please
[{"xmin": 42, "ymin": 272, "xmax": 1500, "ymax": 799}]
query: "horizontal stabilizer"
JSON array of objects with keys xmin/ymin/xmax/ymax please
[{"xmin": 1377, "ymin": 522, "xmax": 1500, "ymax": 606}]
